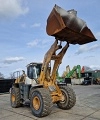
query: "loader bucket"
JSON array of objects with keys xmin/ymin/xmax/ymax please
[{"xmin": 46, "ymin": 4, "xmax": 97, "ymax": 45}]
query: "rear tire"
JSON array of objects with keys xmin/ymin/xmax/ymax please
[
  {"xmin": 10, "ymin": 87, "xmax": 21, "ymax": 108},
  {"xmin": 30, "ymin": 88, "xmax": 52, "ymax": 117},
  {"xmin": 57, "ymin": 85, "xmax": 76, "ymax": 110}
]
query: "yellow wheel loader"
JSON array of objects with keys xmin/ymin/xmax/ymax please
[{"xmin": 10, "ymin": 4, "xmax": 96, "ymax": 117}]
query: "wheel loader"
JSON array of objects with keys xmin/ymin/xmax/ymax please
[{"xmin": 10, "ymin": 4, "xmax": 96, "ymax": 117}]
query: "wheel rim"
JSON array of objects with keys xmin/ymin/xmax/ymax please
[
  {"xmin": 33, "ymin": 96, "xmax": 40, "ymax": 110},
  {"xmin": 11, "ymin": 94, "xmax": 15, "ymax": 102},
  {"xmin": 60, "ymin": 90, "xmax": 68, "ymax": 104}
]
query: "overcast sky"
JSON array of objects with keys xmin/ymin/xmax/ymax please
[{"xmin": 0, "ymin": 0, "xmax": 100, "ymax": 78}]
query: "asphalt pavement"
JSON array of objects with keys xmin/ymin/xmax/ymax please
[{"xmin": 0, "ymin": 85, "xmax": 100, "ymax": 120}]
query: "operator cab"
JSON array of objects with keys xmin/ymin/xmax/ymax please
[{"xmin": 27, "ymin": 62, "xmax": 42, "ymax": 80}]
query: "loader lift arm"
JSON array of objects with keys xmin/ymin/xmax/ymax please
[
  {"xmin": 39, "ymin": 39, "xmax": 69, "ymax": 85},
  {"xmin": 38, "ymin": 38, "xmax": 69, "ymax": 102}
]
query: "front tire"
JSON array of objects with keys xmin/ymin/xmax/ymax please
[
  {"xmin": 30, "ymin": 88, "xmax": 52, "ymax": 117},
  {"xmin": 10, "ymin": 87, "xmax": 21, "ymax": 108},
  {"xmin": 57, "ymin": 85, "xmax": 76, "ymax": 110}
]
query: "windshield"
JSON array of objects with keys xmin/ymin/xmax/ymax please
[
  {"xmin": 27, "ymin": 64, "xmax": 42, "ymax": 79},
  {"xmin": 33, "ymin": 66, "xmax": 37, "ymax": 79}
]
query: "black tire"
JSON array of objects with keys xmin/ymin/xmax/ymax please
[
  {"xmin": 10, "ymin": 87, "xmax": 21, "ymax": 108},
  {"xmin": 57, "ymin": 85, "xmax": 76, "ymax": 110},
  {"xmin": 30, "ymin": 88, "xmax": 52, "ymax": 117}
]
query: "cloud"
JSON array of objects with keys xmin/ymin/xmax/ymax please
[
  {"xmin": 21, "ymin": 23, "xmax": 41, "ymax": 29},
  {"xmin": 21, "ymin": 23, "xmax": 26, "ymax": 28},
  {"xmin": 75, "ymin": 44, "xmax": 100, "ymax": 55},
  {"xmin": 12, "ymin": 68, "xmax": 24, "ymax": 73},
  {"xmin": 14, "ymin": 68, "xmax": 23, "ymax": 71},
  {"xmin": 27, "ymin": 39, "xmax": 53, "ymax": 48},
  {"xmin": 0, "ymin": 0, "xmax": 29, "ymax": 19},
  {"xmin": 3, "ymin": 57, "xmax": 25, "ymax": 64},
  {"xmin": 30, "ymin": 23, "xmax": 41, "ymax": 28},
  {"xmin": 0, "ymin": 64, "xmax": 10, "ymax": 68},
  {"xmin": 84, "ymin": 55, "xmax": 94, "ymax": 58},
  {"xmin": 95, "ymin": 32, "xmax": 100, "ymax": 40},
  {"xmin": 89, "ymin": 65, "xmax": 100, "ymax": 70},
  {"xmin": 27, "ymin": 39, "xmax": 39, "ymax": 47}
]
